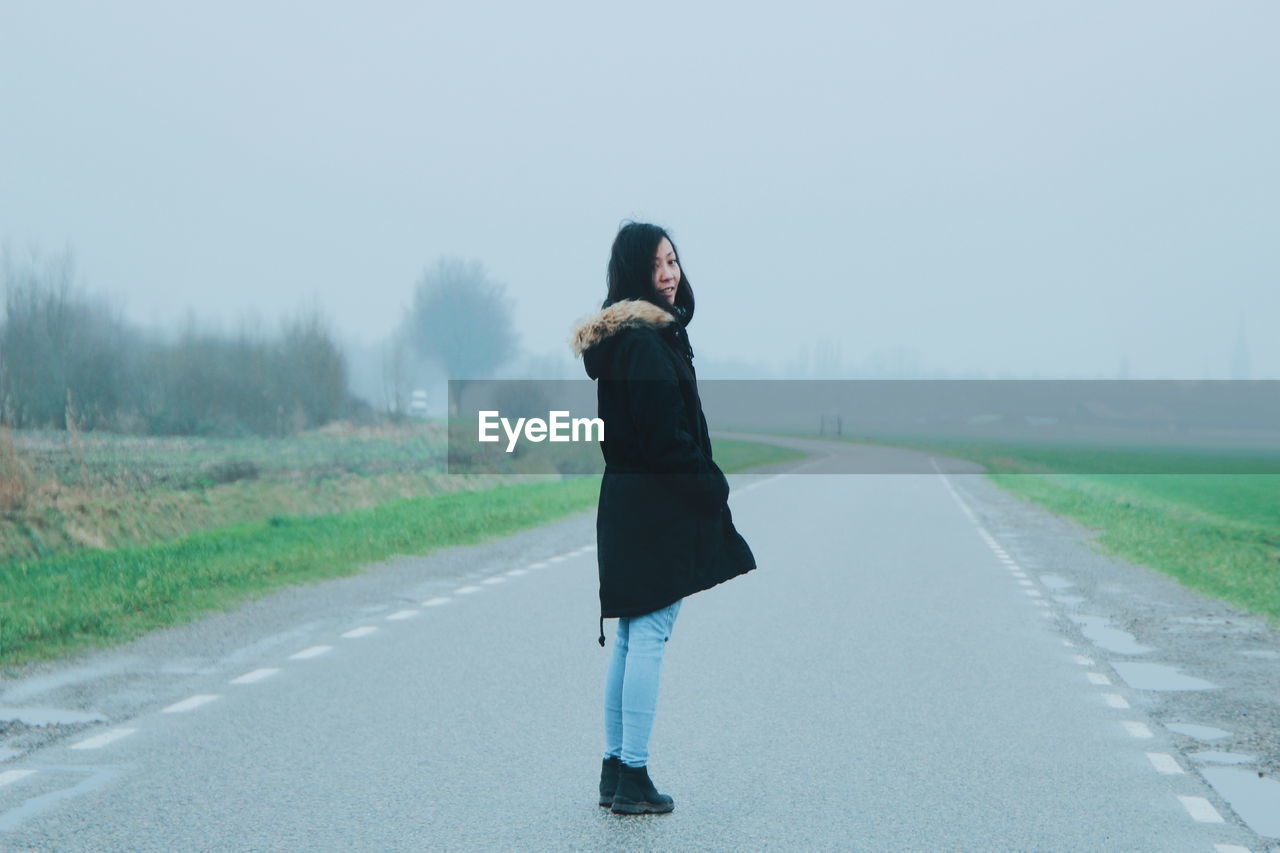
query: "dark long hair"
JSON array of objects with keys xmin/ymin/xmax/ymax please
[{"xmin": 604, "ymin": 221, "xmax": 695, "ymax": 326}]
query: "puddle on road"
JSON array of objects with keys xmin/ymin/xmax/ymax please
[
  {"xmin": 1166, "ymin": 723, "xmax": 1233, "ymax": 741},
  {"xmin": 1039, "ymin": 574, "xmax": 1075, "ymax": 590},
  {"xmin": 1200, "ymin": 766, "xmax": 1280, "ymax": 838},
  {"xmin": 1190, "ymin": 751, "xmax": 1256, "ymax": 765},
  {"xmin": 1067, "ymin": 614, "xmax": 1155, "ymax": 655},
  {"xmin": 1111, "ymin": 662, "xmax": 1218, "ymax": 691},
  {"xmin": 0, "ymin": 707, "xmax": 106, "ymax": 726}
]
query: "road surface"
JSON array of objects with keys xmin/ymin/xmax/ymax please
[{"xmin": 0, "ymin": 436, "xmax": 1275, "ymax": 851}]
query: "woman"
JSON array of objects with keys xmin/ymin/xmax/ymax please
[{"xmin": 569, "ymin": 221, "xmax": 756, "ymax": 815}]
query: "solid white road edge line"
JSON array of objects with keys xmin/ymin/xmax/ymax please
[{"xmin": 929, "ymin": 458, "xmax": 979, "ymax": 524}]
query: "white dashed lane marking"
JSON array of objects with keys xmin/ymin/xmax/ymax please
[
  {"xmin": 931, "ymin": 460, "xmax": 1245, "ymax": 839},
  {"xmin": 289, "ymin": 645, "xmax": 333, "ymax": 660},
  {"xmin": 454, "ymin": 585, "xmax": 482, "ymax": 595},
  {"xmin": 1123, "ymin": 721, "xmax": 1154, "ymax": 738},
  {"xmin": 342, "ymin": 626, "xmax": 380, "ymax": 638},
  {"xmin": 385, "ymin": 610, "xmax": 419, "ymax": 621},
  {"xmin": 0, "ymin": 770, "xmax": 36, "ymax": 787},
  {"xmin": 69, "ymin": 727, "xmax": 137, "ymax": 750},
  {"xmin": 1176, "ymin": 795, "xmax": 1224, "ymax": 823},
  {"xmin": 1102, "ymin": 693, "xmax": 1130, "ymax": 709},
  {"xmin": 527, "ymin": 562, "xmax": 548, "ymax": 569},
  {"xmin": 481, "ymin": 577, "xmax": 505, "ymax": 585},
  {"xmin": 1146, "ymin": 753, "xmax": 1184, "ymax": 775},
  {"xmin": 422, "ymin": 597, "xmax": 451, "ymax": 606},
  {"xmin": 230, "ymin": 668, "xmax": 280, "ymax": 684},
  {"xmin": 162, "ymin": 694, "xmax": 220, "ymax": 714},
  {"xmin": 505, "ymin": 568, "xmax": 528, "ymax": 577}
]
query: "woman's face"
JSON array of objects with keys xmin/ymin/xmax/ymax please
[{"xmin": 652, "ymin": 237, "xmax": 679, "ymax": 305}]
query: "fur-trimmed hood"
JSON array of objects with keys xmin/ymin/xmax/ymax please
[{"xmin": 569, "ymin": 299, "xmax": 679, "ymax": 380}]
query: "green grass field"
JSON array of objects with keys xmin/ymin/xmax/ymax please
[
  {"xmin": 0, "ymin": 436, "xmax": 804, "ymax": 668},
  {"xmin": 839, "ymin": 433, "xmax": 1280, "ymax": 626}
]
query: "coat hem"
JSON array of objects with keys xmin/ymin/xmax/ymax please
[{"xmin": 599, "ymin": 563, "xmax": 756, "ymax": 620}]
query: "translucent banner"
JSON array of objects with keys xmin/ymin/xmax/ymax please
[{"xmin": 447, "ymin": 380, "xmax": 1280, "ymax": 475}]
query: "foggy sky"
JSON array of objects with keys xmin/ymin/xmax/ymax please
[{"xmin": 2, "ymin": 1, "xmax": 1277, "ymax": 383}]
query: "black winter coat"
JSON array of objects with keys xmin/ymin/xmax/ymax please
[{"xmin": 569, "ymin": 299, "xmax": 756, "ymax": 644}]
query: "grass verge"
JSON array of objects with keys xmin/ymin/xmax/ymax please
[
  {"xmin": 836, "ymin": 433, "xmax": 1280, "ymax": 626},
  {"xmin": 1, "ymin": 438, "xmax": 803, "ymax": 668}
]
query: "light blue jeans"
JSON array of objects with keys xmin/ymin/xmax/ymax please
[{"xmin": 603, "ymin": 599, "xmax": 682, "ymax": 768}]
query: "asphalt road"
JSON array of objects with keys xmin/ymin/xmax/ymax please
[{"xmin": 0, "ymin": 436, "xmax": 1275, "ymax": 851}]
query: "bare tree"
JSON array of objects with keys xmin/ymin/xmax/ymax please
[
  {"xmin": 381, "ymin": 333, "xmax": 409, "ymax": 416},
  {"xmin": 0, "ymin": 247, "xmax": 137, "ymax": 430},
  {"xmin": 1, "ymin": 248, "xmax": 354, "ymax": 437},
  {"xmin": 277, "ymin": 307, "xmax": 348, "ymax": 427},
  {"xmin": 403, "ymin": 258, "xmax": 516, "ymax": 411}
]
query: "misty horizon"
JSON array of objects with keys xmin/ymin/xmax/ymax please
[{"xmin": 3, "ymin": 1, "xmax": 1276, "ymax": 399}]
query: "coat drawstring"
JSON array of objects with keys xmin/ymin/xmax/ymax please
[{"xmin": 598, "ymin": 614, "xmax": 606, "ymax": 647}]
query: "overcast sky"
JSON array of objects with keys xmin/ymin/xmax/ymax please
[{"xmin": 2, "ymin": 1, "xmax": 1276, "ymax": 380}]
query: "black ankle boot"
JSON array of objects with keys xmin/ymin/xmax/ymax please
[
  {"xmin": 610, "ymin": 763, "xmax": 674, "ymax": 815},
  {"xmin": 598, "ymin": 756, "xmax": 621, "ymax": 807}
]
